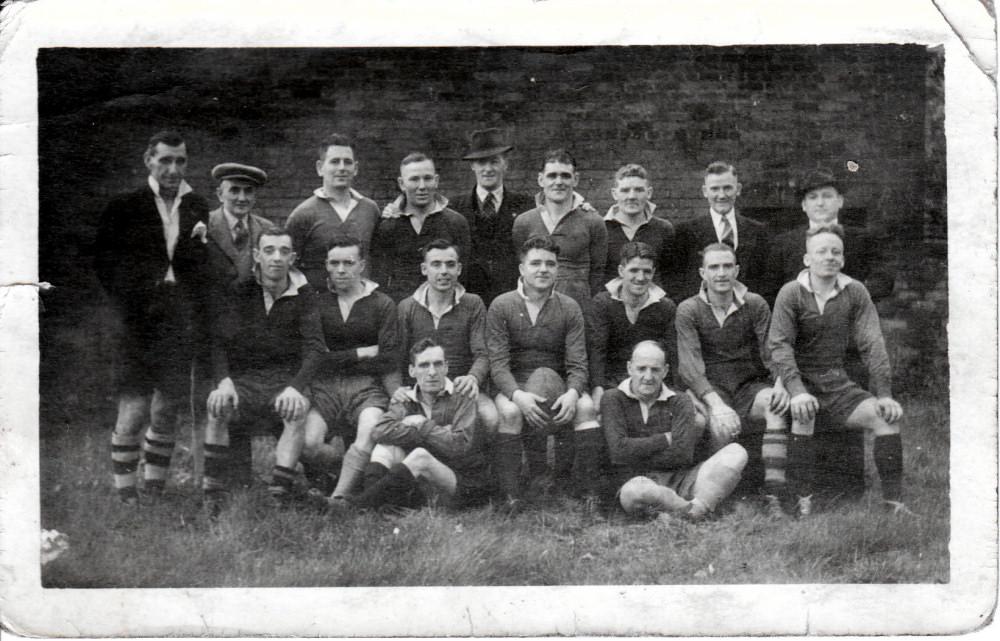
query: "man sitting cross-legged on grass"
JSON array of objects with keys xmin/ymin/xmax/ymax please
[
  {"xmin": 203, "ymin": 228, "xmax": 325, "ymax": 506},
  {"xmin": 488, "ymin": 235, "xmax": 603, "ymax": 511},
  {"xmin": 604, "ymin": 340, "xmax": 748, "ymax": 522},
  {"xmin": 394, "ymin": 238, "xmax": 499, "ymax": 437},
  {"xmin": 347, "ymin": 338, "xmax": 494, "ymax": 511},
  {"xmin": 675, "ymin": 242, "xmax": 791, "ymax": 516},
  {"xmin": 299, "ymin": 235, "xmax": 401, "ymax": 506},
  {"xmin": 768, "ymin": 224, "xmax": 908, "ymax": 516}
]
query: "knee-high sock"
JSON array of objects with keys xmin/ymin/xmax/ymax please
[
  {"xmin": 873, "ymin": 434, "xmax": 903, "ymax": 502},
  {"xmin": 523, "ymin": 431, "xmax": 548, "ymax": 480},
  {"xmin": 143, "ymin": 427, "xmax": 175, "ymax": 489},
  {"xmin": 495, "ymin": 434, "xmax": 523, "ymax": 499},
  {"xmin": 363, "ymin": 461, "xmax": 390, "ymax": 492},
  {"xmin": 202, "ymin": 443, "xmax": 230, "ymax": 493},
  {"xmin": 227, "ymin": 428, "xmax": 254, "ymax": 488},
  {"xmin": 762, "ymin": 425, "xmax": 788, "ymax": 496},
  {"xmin": 553, "ymin": 431, "xmax": 575, "ymax": 485},
  {"xmin": 787, "ymin": 434, "xmax": 815, "ymax": 498},
  {"xmin": 111, "ymin": 432, "xmax": 141, "ymax": 491},
  {"xmin": 331, "ymin": 443, "xmax": 371, "ymax": 499},
  {"xmin": 302, "ymin": 442, "xmax": 343, "ymax": 489},
  {"xmin": 572, "ymin": 428, "xmax": 605, "ymax": 497},
  {"xmin": 693, "ymin": 445, "xmax": 747, "ymax": 511},
  {"xmin": 354, "ymin": 463, "xmax": 421, "ymax": 509},
  {"xmin": 269, "ymin": 464, "xmax": 297, "ymax": 496}
]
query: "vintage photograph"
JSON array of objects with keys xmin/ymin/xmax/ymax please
[
  {"xmin": 1, "ymin": 0, "xmax": 995, "ymax": 637},
  {"xmin": 37, "ymin": 44, "xmax": 948, "ymax": 586}
]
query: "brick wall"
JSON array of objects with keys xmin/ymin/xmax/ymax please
[{"xmin": 37, "ymin": 45, "xmax": 947, "ymax": 397}]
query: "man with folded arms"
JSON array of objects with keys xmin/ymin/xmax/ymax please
[
  {"xmin": 604, "ymin": 341, "xmax": 748, "ymax": 522},
  {"xmin": 350, "ymin": 338, "xmax": 494, "ymax": 511}
]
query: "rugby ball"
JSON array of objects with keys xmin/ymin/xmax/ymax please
[{"xmin": 523, "ymin": 367, "xmax": 566, "ymax": 425}]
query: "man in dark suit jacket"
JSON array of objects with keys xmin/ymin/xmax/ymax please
[
  {"xmin": 670, "ymin": 161, "xmax": 769, "ymax": 301},
  {"xmin": 94, "ymin": 130, "xmax": 210, "ymax": 504},
  {"xmin": 192, "ymin": 162, "xmax": 276, "ymax": 487},
  {"xmin": 765, "ymin": 167, "xmax": 895, "ymax": 303},
  {"xmin": 448, "ymin": 128, "xmax": 535, "ymax": 306}
]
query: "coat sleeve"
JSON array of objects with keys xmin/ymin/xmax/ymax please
[
  {"xmin": 645, "ymin": 395, "xmax": 701, "ymax": 469},
  {"xmin": 371, "ymin": 399, "xmax": 424, "ymax": 449},
  {"xmin": 588, "ymin": 215, "xmax": 609, "ymax": 296},
  {"xmin": 587, "ymin": 295, "xmax": 610, "ymax": 389},
  {"xmin": 563, "ymin": 299, "xmax": 589, "ymax": 395},
  {"xmin": 767, "ymin": 284, "xmax": 807, "ymax": 397},
  {"xmin": 675, "ymin": 300, "xmax": 713, "ymax": 397},
  {"xmin": 849, "ymin": 285, "xmax": 894, "ymax": 397},
  {"xmin": 748, "ymin": 294, "xmax": 780, "ymax": 381},
  {"xmin": 487, "ymin": 298, "xmax": 519, "ymax": 398},
  {"xmin": 291, "ymin": 291, "xmax": 326, "ymax": 392},
  {"xmin": 601, "ymin": 390, "xmax": 669, "ymax": 466},
  {"xmin": 466, "ymin": 296, "xmax": 491, "ymax": 385},
  {"xmin": 416, "ymin": 394, "xmax": 478, "ymax": 458}
]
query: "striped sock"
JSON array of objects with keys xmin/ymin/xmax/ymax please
[
  {"xmin": 269, "ymin": 464, "xmax": 298, "ymax": 497},
  {"xmin": 111, "ymin": 433, "xmax": 142, "ymax": 494},
  {"xmin": 143, "ymin": 428, "xmax": 175, "ymax": 490},
  {"xmin": 762, "ymin": 425, "xmax": 788, "ymax": 496},
  {"xmin": 202, "ymin": 443, "xmax": 230, "ymax": 493}
]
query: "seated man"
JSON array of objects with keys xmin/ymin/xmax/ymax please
[
  {"xmin": 349, "ymin": 338, "xmax": 494, "ymax": 511},
  {"xmin": 203, "ymin": 228, "xmax": 325, "ymax": 505},
  {"xmin": 396, "ymin": 238, "xmax": 498, "ymax": 432},
  {"xmin": 487, "ymin": 235, "xmax": 603, "ymax": 509},
  {"xmin": 604, "ymin": 341, "xmax": 748, "ymax": 521},
  {"xmin": 675, "ymin": 243, "xmax": 790, "ymax": 514},
  {"xmin": 589, "ymin": 241, "xmax": 678, "ymax": 410},
  {"xmin": 300, "ymin": 235, "xmax": 401, "ymax": 503},
  {"xmin": 768, "ymin": 225, "xmax": 907, "ymax": 516}
]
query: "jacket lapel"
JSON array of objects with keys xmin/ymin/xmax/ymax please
[{"xmin": 208, "ymin": 208, "xmax": 240, "ymax": 264}]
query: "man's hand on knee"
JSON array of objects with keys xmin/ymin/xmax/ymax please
[
  {"xmin": 274, "ymin": 386, "xmax": 308, "ymax": 422},
  {"xmin": 207, "ymin": 377, "xmax": 238, "ymax": 418},
  {"xmin": 790, "ymin": 392, "xmax": 819, "ymax": 423},
  {"xmin": 512, "ymin": 390, "xmax": 549, "ymax": 430},
  {"xmin": 876, "ymin": 396, "xmax": 904, "ymax": 424},
  {"xmin": 768, "ymin": 378, "xmax": 791, "ymax": 415},
  {"xmin": 704, "ymin": 392, "xmax": 740, "ymax": 440},
  {"xmin": 551, "ymin": 388, "xmax": 580, "ymax": 425}
]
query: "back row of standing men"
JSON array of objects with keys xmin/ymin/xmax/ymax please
[{"xmin": 95, "ymin": 128, "xmax": 907, "ymax": 520}]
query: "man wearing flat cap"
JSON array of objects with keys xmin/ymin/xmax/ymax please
[
  {"xmin": 448, "ymin": 128, "xmax": 534, "ymax": 305},
  {"xmin": 191, "ymin": 162, "xmax": 277, "ymax": 488}
]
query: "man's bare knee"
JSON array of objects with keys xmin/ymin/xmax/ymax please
[
  {"xmin": 619, "ymin": 476, "xmax": 659, "ymax": 513},
  {"xmin": 750, "ymin": 388, "xmax": 772, "ymax": 420},
  {"xmin": 404, "ymin": 447, "xmax": 434, "ymax": 475},
  {"xmin": 495, "ymin": 395, "xmax": 523, "ymax": 435}
]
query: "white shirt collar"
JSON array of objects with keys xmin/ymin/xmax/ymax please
[
  {"xmin": 412, "ymin": 281, "xmax": 466, "ymax": 311},
  {"xmin": 605, "ymin": 278, "xmax": 668, "ymax": 310},
  {"xmin": 807, "ymin": 218, "xmax": 839, "ymax": 231},
  {"xmin": 222, "ymin": 208, "xmax": 248, "ymax": 232},
  {"xmin": 616, "ymin": 378, "xmax": 676, "ymax": 402},
  {"xmin": 328, "ymin": 277, "xmax": 380, "ymax": 297},
  {"xmin": 404, "ymin": 378, "xmax": 456, "ymax": 403},
  {"xmin": 795, "ymin": 269, "xmax": 853, "ymax": 292},
  {"xmin": 516, "ymin": 278, "xmax": 553, "ymax": 303},
  {"xmin": 697, "ymin": 280, "xmax": 750, "ymax": 306},
  {"xmin": 534, "ymin": 191, "xmax": 588, "ymax": 210},
  {"xmin": 389, "ymin": 193, "xmax": 450, "ymax": 216},
  {"xmin": 603, "ymin": 202, "xmax": 657, "ymax": 225},
  {"xmin": 476, "ymin": 185, "xmax": 504, "ymax": 207},
  {"xmin": 313, "ymin": 187, "xmax": 365, "ymax": 203},
  {"xmin": 255, "ymin": 266, "xmax": 309, "ymax": 296},
  {"xmin": 148, "ymin": 175, "xmax": 192, "ymax": 200}
]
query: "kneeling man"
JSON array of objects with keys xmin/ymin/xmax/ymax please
[
  {"xmin": 349, "ymin": 338, "xmax": 494, "ymax": 510},
  {"xmin": 604, "ymin": 341, "xmax": 748, "ymax": 521},
  {"xmin": 768, "ymin": 224, "xmax": 907, "ymax": 516}
]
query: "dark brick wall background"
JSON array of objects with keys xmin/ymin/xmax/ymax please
[{"xmin": 37, "ymin": 45, "xmax": 947, "ymax": 408}]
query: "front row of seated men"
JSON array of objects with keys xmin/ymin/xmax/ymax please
[{"xmin": 201, "ymin": 221, "xmax": 907, "ymax": 519}]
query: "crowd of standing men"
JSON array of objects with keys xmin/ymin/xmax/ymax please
[{"xmin": 94, "ymin": 127, "xmax": 911, "ymax": 523}]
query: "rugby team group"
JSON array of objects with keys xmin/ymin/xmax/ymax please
[{"xmin": 93, "ymin": 127, "xmax": 910, "ymax": 523}]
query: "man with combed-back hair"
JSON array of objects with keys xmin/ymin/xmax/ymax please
[
  {"xmin": 95, "ymin": 130, "xmax": 210, "ymax": 505},
  {"xmin": 285, "ymin": 133, "xmax": 381, "ymax": 289},
  {"xmin": 371, "ymin": 152, "xmax": 471, "ymax": 302},
  {"xmin": 768, "ymin": 224, "xmax": 909, "ymax": 518},
  {"xmin": 604, "ymin": 340, "xmax": 748, "ymax": 522},
  {"xmin": 488, "ymin": 235, "xmax": 604, "ymax": 513},
  {"xmin": 601, "ymin": 164, "xmax": 676, "ymax": 290}
]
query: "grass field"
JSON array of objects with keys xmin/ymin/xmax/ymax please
[{"xmin": 39, "ymin": 388, "xmax": 949, "ymax": 587}]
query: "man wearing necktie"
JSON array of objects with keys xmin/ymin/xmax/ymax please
[
  {"xmin": 670, "ymin": 161, "xmax": 768, "ymax": 301},
  {"xmin": 448, "ymin": 128, "xmax": 534, "ymax": 306},
  {"xmin": 95, "ymin": 130, "xmax": 210, "ymax": 504},
  {"xmin": 193, "ymin": 163, "xmax": 276, "ymax": 488}
]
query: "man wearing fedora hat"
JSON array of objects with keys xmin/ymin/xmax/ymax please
[
  {"xmin": 764, "ymin": 167, "xmax": 896, "ymax": 503},
  {"xmin": 765, "ymin": 167, "xmax": 895, "ymax": 303},
  {"xmin": 191, "ymin": 162, "xmax": 277, "ymax": 488},
  {"xmin": 448, "ymin": 128, "xmax": 535, "ymax": 305}
]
